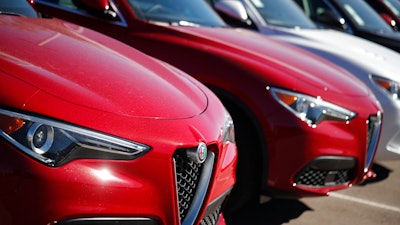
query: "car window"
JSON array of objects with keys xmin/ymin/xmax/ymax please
[
  {"xmin": 334, "ymin": 0, "xmax": 393, "ymax": 32},
  {"xmin": 126, "ymin": 0, "xmax": 226, "ymax": 27},
  {"xmin": 245, "ymin": 0, "xmax": 317, "ymax": 29},
  {"xmin": 298, "ymin": 0, "xmax": 332, "ymax": 21},
  {"xmin": 38, "ymin": 0, "xmax": 77, "ymax": 10},
  {"xmin": 366, "ymin": 0, "xmax": 388, "ymax": 16},
  {"xmin": 383, "ymin": 0, "xmax": 400, "ymax": 18},
  {"xmin": 37, "ymin": 0, "xmax": 122, "ymax": 21},
  {"xmin": 0, "ymin": 0, "xmax": 39, "ymax": 17}
]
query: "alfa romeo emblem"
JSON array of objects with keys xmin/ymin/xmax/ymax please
[
  {"xmin": 187, "ymin": 142, "xmax": 208, "ymax": 164},
  {"xmin": 197, "ymin": 142, "xmax": 207, "ymax": 163}
]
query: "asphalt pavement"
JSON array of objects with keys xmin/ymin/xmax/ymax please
[{"xmin": 225, "ymin": 160, "xmax": 400, "ymax": 225}]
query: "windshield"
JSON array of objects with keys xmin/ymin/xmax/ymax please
[
  {"xmin": 382, "ymin": 0, "xmax": 400, "ymax": 18},
  {"xmin": 248, "ymin": 0, "xmax": 316, "ymax": 28},
  {"xmin": 127, "ymin": 0, "xmax": 226, "ymax": 27},
  {"xmin": 334, "ymin": 0, "xmax": 393, "ymax": 32},
  {"xmin": 0, "ymin": 0, "xmax": 38, "ymax": 17}
]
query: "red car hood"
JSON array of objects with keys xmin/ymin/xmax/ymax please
[
  {"xmin": 0, "ymin": 16, "xmax": 208, "ymax": 119},
  {"xmin": 160, "ymin": 25, "xmax": 369, "ymax": 97}
]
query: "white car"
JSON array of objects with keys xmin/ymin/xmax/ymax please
[{"xmin": 210, "ymin": 0, "xmax": 400, "ymax": 160}]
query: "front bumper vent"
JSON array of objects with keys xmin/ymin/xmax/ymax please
[
  {"xmin": 200, "ymin": 190, "xmax": 229, "ymax": 225},
  {"xmin": 200, "ymin": 206, "xmax": 220, "ymax": 225},
  {"xmin": 294, "ymin": 156, "xmax": 355, "ymax": 187},
  {"xmin": 296, "ymin": 167, "xmax": 353, "ymax": 186}
]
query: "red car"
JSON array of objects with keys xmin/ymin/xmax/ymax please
[
  {"xmin": 31, "ymin": 0, "xmax": 382, "ymax": 214},
  {"xmin": 0, "ymin": 4, "xmax": 237, "ymax": 225},
  {"xmin": 365, "ymin": 0, "xmax": 400, "ymax": 31}
]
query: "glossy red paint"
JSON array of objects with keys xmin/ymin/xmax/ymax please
[
  {"xmin": 30, "ymin": 0, "xmax": 383, "ymax": 213},
  {"xmin": 0, "ymin": 14, "xmax": 236, "ymax": 225}
]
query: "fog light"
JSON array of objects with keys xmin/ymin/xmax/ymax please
[{"xmin": 27, "ymin": 123, "xmax": 54, "ymax": 154}]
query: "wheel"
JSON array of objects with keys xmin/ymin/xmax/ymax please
[{"xmin": 220, "ymin": 97, "xmax": 263, "ymax": 217}]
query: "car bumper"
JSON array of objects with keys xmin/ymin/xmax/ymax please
[
  {"xmin": 265, "ymin": 112, "xmax": 381, "ymax": 197},
  {"xmin": 0, "ymin": 139, "xmax": 236, "ymax": 225}
]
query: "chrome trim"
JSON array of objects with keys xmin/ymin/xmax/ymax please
[
  {"xmin": 365, "ymin": 112, "xmax": 382, "ymax": 172},
  {"xmin": 0, "ymin": 128, "xmax": 54, "ymax": 165},
  {"xmin": 0, "ymin": 109, "xmax": 149, "ymax": 153},
  {"xmin": 0, "ymin": 109, "xmax": 150, "ymax": 166},
  {"xmin": 27, "ymin": 123, "xmax": 54, "ymax": 154}
]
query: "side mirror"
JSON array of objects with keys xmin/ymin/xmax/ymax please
[
  {"xmin": 73, "ymin": 0, "xmax": 117, "ymax": 19},
  {"xmin": 380, "ymin": 13, "xmax": 398, "ymax": 31},
  {"xmin": 73, "ymin": 0, "xmax": 110, "ymax": 12},
  {"xmin": 214, "ymin": 0, "xmax": 248, "ymax": 22},
  {"xmin": 315, "ymin": 10, "xmax": 346, "ymax": 30}
]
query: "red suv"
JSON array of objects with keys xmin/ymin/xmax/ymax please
[
  {"xmin": 31, "ymin": 0, "xmax": 383, "ymax": 214},
  {"xmin": 0, "ymin": 3, "xmax": 237, "ymax": 225}
]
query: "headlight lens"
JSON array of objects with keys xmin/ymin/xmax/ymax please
[
  {"xmin": 269, "ymin": 87, "xmax": 356, "ymax": 127},
  {"xmin": 372, "ymin": 75, "xmax": 400, "ymax": 100},
  {"xmin": 222, "ymin": 110, "xmax": 235, "ymax": 143},
  {"xmin": 0, "ymin": 109, "xmax": 150, "ymax": 167}
]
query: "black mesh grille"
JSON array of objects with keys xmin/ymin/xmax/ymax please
[
  {"xmin": 174, "ymin": 150, "xmax": 203, "ymax": 221},
  {"xmin": 200, "ymin": 205, "xmax": 221, "ymax": 225},
  {"xmin": 295, "ymin": 167, "xmax": 353, "ymax": 186},
  {"xmin": 200, "ymin": 189, "xmax": 229, "ymax": 225}
]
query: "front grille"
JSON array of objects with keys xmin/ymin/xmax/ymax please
[
  {"xmin": 173, "ymin": 148, "xmax": 215, "ymax": 225},
  {"xmin": 200, "ymin": 191, "xmax": 229, "ymax": 225},
  {"xmin": 295, "ymin": 167, "xmax": 353, "ymax": 186},
  {"xmin": 366, "ymin": 113, "xmax": 381, "ymax": 170},
  {"xmin": 200, "ymin": 205, "xmax": 221, "ymax": 225},
  {"xmin": 294, "ymin": 156, "xmax": 356, "ymax": 187},
  {"xmin": 174, "ymin": 151, "xmax": 203, "ymax": 221}
]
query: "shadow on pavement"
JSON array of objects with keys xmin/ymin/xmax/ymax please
[
  {"xmin": 225, "ymin": 198, "xmax": 311, "ymax": 225},
  {"xmin": 358, "ymin": 162, "xmax": 392, "ymax": 186}
]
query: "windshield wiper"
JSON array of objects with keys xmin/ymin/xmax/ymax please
[
  {"xmin": 170, "ymin": 20, "xmax": 200, "ymax": 27},
  {"xmin": 0, "ymin": 11, "xmax": 23, "ymax": 16},
  {"xmin": 148, "ymin": 19, "xmax": 226, "ymax": 28}
]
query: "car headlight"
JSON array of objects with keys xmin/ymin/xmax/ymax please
[
  {"xmin": 268, "ymin": 87, "xmax": 356, "ymax": 127},
  {"xmin": 372, "ymin": 75, "xmax": 400, "ymax": 100},
  {"xmin": 0, "ymin": 109, "xmax": 150, "ymax": 167},
  {"xmin": 222, "ymin": 110, "xmax": 235, "ymax": 143}
]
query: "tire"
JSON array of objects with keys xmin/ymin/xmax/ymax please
[{"xmin": 220, "ymin": 97, "xmax": 263, "ymax": 217}]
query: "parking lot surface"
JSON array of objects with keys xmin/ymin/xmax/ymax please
[{"xmin": 225, "ymin": 160, "xmax": 400, "ymax": 225}]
